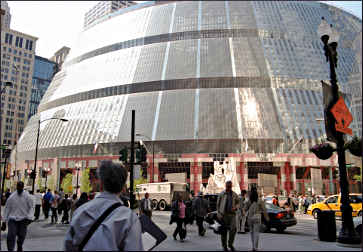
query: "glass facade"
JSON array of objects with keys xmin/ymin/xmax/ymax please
[
  {"xmin": 16, "ymin": 1, "xmax": 361, "ymax": 162},
  {"xmin": 28, "ymin": 56, "xmax": 56, "ymax": 119}
]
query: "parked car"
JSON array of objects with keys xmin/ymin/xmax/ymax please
[
  {"xmin": 263, "ymin": 195, "xmax": 288, "ymax": 208},
  {"xmin": 353, "ymin": 216, "xmax": 362, "ymax": 237},
  {"xmin": 307, "ymin": 193, "xmax": 362, "ymax": 219},
  {"xmin": 206, "ymin": 202, "xmax": 297, "ymax": 233}
]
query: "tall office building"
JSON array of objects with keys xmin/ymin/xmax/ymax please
[
  {"xmin": 83, "ymin": 1, "xmax": 137, "ymax": 29},
  {"xmin": 29, "ymin": 56, "xmax": 57, "ymax": 119},
  {"xmin": 49, "ymin": 46, "xmax": 70, "ymax": 73},
  {"xmin": 0, "ymin": 1, "xmax": 11, "ymax": 29},
  {"xmin": 1, "ymin": 28, "xmax": 37, "ymax": 147}
]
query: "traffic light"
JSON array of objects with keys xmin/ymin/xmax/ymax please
[
  {"xmin": 140, "ymin": 146, "xmax": 147, "ymax": 162},
  {"xmin": 119, "ymin": 147, "xmax": 128, "ymax": 162},
  {"xmin": 135, "ymin": 143, "xmax": 147, "ymax": 164}
]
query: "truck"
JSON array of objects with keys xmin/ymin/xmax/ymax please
[{"xmin": 135, "ymin": 182, "xmax": 187, "ymax": 211}]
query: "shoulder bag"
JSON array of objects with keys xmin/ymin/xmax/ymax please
[{"xmin": 78, "ymin": 202, "xmax": 122, "ymax": 252}]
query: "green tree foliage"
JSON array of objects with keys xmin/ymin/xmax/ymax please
[
  {"xmin": 61, "ymin": 173, "xmax": 73, "ymax": 194},
  {"xmin": 81, "ymin": 168, "xmax": 92, "ymax": 193},
  {"xmin": 48, "ymin": 175, "xmax": 55, "ymax": 191},
  {"xmin": 133, "ymin": 169, "xmax": 147, "ymax": 191}
]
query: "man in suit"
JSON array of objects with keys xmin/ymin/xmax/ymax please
[{"xmin": 139, "ymin": 192, "xmax": 152, "ymax": 219}]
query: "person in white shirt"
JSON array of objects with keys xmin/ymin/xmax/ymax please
[
  {"xmin": 3, "ymin": 181, "xmax": 35, "ymax": 252},
  {"xmin": 139, "ymin": 192, "xmax": 152, "ymax": 219},
  {"xmin": 33, "ymin": 189, "xmax": 43, "ymax": 221}
]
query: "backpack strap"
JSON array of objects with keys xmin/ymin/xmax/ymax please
[{"xmin": 78, "ymin": 202, "xmax": 122, "ymax": 252}]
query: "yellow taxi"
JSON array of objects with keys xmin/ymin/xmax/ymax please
[{"xmin": 307, "ymin": 193, "xmax": 362, "ymax": 219}]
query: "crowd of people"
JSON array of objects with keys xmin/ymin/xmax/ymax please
[{"xmin": 0, "ymin": 159, "xmax": 330, "ymax": 252}]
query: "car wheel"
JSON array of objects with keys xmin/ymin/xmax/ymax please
[
  {"xmin": 355, "ymin": 224, "xmax": 362, "ymax": 237},
  {"xmin": 312, "ymin": 209, "xmax": 320, "ymax": 219},
  {"xmin": 151, "ymin": 199, "xmax": 158, "ymax": 210},
  {"xmin": 358, "ymin": 211, "xmax": 362, "ymax": 217},
  {"xmin": 276, "ymin": 227, "xmax": 286, "ymax": 233},
  {"xmin": 158, "ymin": 200, "xmax": 167, "ymax": 211}
]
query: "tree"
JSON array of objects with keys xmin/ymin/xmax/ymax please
[
  {"xmin": 61, "ymin": 173, "xmax": 73, "ymax": 194},
  {"xmin": 133, "ymin": 169, "xmax": 147, "ymax": 191},
  {"xmin": 81, "ymin": 168, "xmax": 92, "ymax": 193}
]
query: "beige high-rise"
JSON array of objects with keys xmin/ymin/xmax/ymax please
[{"xmin": 1, "ymin": 27, "xmax": 37, "ymax": 148}]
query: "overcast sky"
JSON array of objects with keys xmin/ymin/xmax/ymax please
[{"xmin": 6, "ymin": 1, "xmax": 362, "ymax": 59}]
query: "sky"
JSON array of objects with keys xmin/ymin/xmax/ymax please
[{"xmin": 6, "ymin": 1, "xmax": 362, "ymax": 59}]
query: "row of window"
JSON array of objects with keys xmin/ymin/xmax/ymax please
[
  {"xmin": 2, "ymin": 46, "xmax": 33, "ymax": 58},
  {"xmin": 4, "ymin": 33, "xmax": 34, "ymax": 51}
]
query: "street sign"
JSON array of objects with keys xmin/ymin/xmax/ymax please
[{"xmin": 330, "ymin": 96, "xmax": 353, "ymax": 135}]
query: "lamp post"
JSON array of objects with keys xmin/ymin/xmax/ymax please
[
  {"xmin": 0, "ymin": 82, "xmax": 13, "ymax": 169},
  {"xmin": 32, "ymin": 117, "xmax": 68, "ymax": 193},
  {"xmin": 317, "ymin": 17, "xmax": 360, "ymax": 244},
  {"xmin": 136, "ymin": 133, "xmax": 154, "ymax": 182},
  {"xmin": 75, "ymin": 162, "xmax": 81, "ymax": 196}
]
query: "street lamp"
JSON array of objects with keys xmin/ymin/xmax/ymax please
[
  {"xmin": 43, "ymin": 167, "xmax": 51, "ymax": 191},
  {"xmin": 0, "ymin": 81, "xmax": 13, "ymax": 167},
  {"xmin": 75, "ymin": 162, "xmax": 81, "ymax": 196},
  {"xmin": 32, "ymin": 117, "xmax": 68, "ymax": 193},
  {"xmin": 317, "ymin": 17, "xmax": 360, "ymax": 244},
  {"xmin": 136, "ymin": 133, "xmax": 154, "ymax": 182}
]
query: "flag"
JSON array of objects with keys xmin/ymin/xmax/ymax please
[{"xmin": 93, "ymin": 142, "xmax": 99, "ymax": 154}]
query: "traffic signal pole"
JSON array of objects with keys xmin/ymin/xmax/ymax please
[{"xmin": 130, "ymin": 110, "xmax": 135, "ymax": 209}]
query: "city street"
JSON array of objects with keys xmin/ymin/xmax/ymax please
[{"xmin": 1, "ymin": 211, "xmax": 360, "ymax": 251}]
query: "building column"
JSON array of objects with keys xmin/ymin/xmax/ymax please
[
  {"xmin": 240, "ymin": 162, "xmax": 248, "ymax": 190},
  {"xmin": 291, "ymin": 166, "xmax": 296, "ymax": 193},
  {"xmin": 280, "ymin": 164, "xmax": 286, "ymax": 195}
]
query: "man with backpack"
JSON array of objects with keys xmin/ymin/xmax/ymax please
[{"xmin": 64, "ymin": 160, "xmax": 143, "ymax": 251}]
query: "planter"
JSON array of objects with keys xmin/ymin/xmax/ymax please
[
  {"xmin": 310, "ymin": 143, "xmax": 335, "ymax": 160},
  {"xmin": 345, "ymin": 137, "xmax": 362, "ymax": 157}
]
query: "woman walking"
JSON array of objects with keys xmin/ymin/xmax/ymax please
[
  {"xmin": 245, "ymin": 187, "xmax": 269, "ymax": 251},
  {"xmin": 170, "ymin": 193, "xmax": 187, "ymax": 242}
]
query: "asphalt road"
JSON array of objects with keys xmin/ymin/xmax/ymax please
[{"xmin": 0, "ymin": 211, "xmax": 361, "ymax": 251}]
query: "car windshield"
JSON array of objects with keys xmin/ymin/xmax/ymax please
[{"xmin": 265, "ymin": 202, "xmax": 282, "ymax": 210}]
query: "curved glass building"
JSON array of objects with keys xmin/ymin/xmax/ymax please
[{"xmin": 14, "ymin": 1, "xmax": 362, "ymax": 195}]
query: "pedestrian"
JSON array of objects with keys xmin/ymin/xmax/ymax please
[
  {"xmin": 43, "ymin": 189, "xmax": 53, "ymax": 219},
  {"xmin": 75, "ymin": 192, "xmax": 89, "ymax": 210},
  {"xmin": 139, "ymin": 192, "xmax": 152, "ymax": 219},
  {"xmin": 216, "ymin": 181, "xmax": 240, "ymax": 252},
  {"xmin": 64, "ymin": 160, "xmax": 144, "ymax": 251},
  {"xmin": 237, "ymin": 189, "xmax": 248, "ymax": 234},
  {"xmin": 284, "ymin": 197, "xmax": 294, "ymax": 213},
  {"xmin": 303, "ymin": 196, "xmax": 309, "ymax": 214},
  {"xmin": 171, "ymin": 193, "xmax": 187, "ymax": 242},
  {"xmin": 50, "ymin": 190, "xmax": 60, "ymax": 224},
  {"xmin": 192, "ymin": 192, "xmax": 209, "ymax": 236},
  {"xmin": 245, "ymin": 187, "xmax": 269, "ymax": 252},
  {"xmin": 61, "ymin": 194, "xmax": 71, "ymax": 224},
  {"xmin": 5, "ymin": 188, "xmax": 11, "ymax": 202},
  {"xmin": 58, "ymin": 188, "xmax": 65, "ymax": 216},
  {"xmin": 272, "ymin": 196, "xmax": 278, "ymax": 207},
  {"xmin": 298, "ymin": 195, "xmax": 304, "ymax": 213},
  {"xmin": 33, "ymin": 189, "xmax": 42, "ymax": 221},
  {"xmin": 70, "ymin": 194, "xmax": 78, "ymax": 221},
  {"xmin": 3, "ymin": 181, "xmax": 34, "ymax": 252}
]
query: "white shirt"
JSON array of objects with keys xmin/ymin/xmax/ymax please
[
  {"xmin": 3, "ymin": 190, "xmax": 35, "ymax": 222},
  {"xmin": 144, "ymin": 198, "xmax": 151, "ymax": 211},
  {"xmin": 34, "ymin": 192, "xmax": 43, "ymax": 205}
]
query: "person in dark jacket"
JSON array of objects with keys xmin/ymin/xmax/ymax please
[
  {"xmin": 171, "ymin": 193, "xmax": 187, "ymax": 242},
  {"xmin": 192, "ymin": 192, "xmax": 209, "ymax": 236},
  {"xmin": 75, "ymin": 192, "xmax": 88, "ymax": 210},
  {"xmin": 61, "ymin": 194, "xmax": 71, "ymax": 224}
]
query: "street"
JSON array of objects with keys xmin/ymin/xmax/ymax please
[{"xmin": 0, "ymin": 211, "xmax": 360, "ymax": 251}]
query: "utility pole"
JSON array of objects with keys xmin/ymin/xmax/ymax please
[{"xmin": 129, "ymin": 110, "xmax": 135, "ymax": 209}]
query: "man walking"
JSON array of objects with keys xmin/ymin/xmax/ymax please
[
  {"xmin": 43, "ymin": 189, "xmax": 52, "ymax": 219},
  {"xmin": 237, "ymin": 190, "xmax": 248, "ymax": 234},
  {"xmin": 50, "ymin": 191, "xmax": 60, "ymax": 224},
  {"xmin": 192, "ymin": 192, "xmax": 209, "ymax": 236},
  {"xmin": 33, "ymin": 189, "xmax": 42, "ymax": 221},
  {"xmin": 139, "ymin": 192, "xmax": 152, "ymax": 219},
  {"xmin": 3, "ymin": 181, "xmax": 34, "ymax": 252},
  {"xmin": 217, "ymin": 181, "xmax": 240, "ymax": 252}
]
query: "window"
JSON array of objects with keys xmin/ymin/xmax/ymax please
[
  {"xmin": 29, "ymin": 41, "xmax": 33, "ymax": 51},
  {"xmin": 350, "ymin": 195, "xmax": 362, "ymax": 204},
  {"xmin": 5, "ymin": 33, "xmax": 13, "ymax": 44},
  {"xmin": 326, "ymin": 196, "xmax": 338, "ymax": 204},
  {"xmin": 19, "ymin": 38, "xmax": 23, "ymax": 48}
]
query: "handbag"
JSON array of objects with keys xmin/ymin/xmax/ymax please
[{"xmin": 77, "ymin": 202, "xmax": 122, "ymax": 252}]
